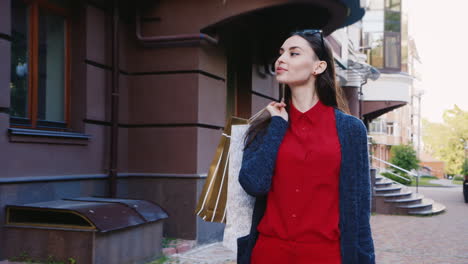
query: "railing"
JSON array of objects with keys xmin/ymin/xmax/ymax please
[
  {"xmin": 371, "ymin": 155, "xmax": 421, "ymax": 193},
  {"xmin": 375, "ymin": 167, "xmax": 411, "ymax": 183},
  {"xmin": 371, "ymin": 156, "xmax": 417, "ymax": 177}
]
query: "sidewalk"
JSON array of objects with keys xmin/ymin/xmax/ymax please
[
  {"xmin": 163, "ymin": 186, "xmax": 468, "ymax": 263},
  {"xmin": 0, "ymin": 241, "xmax": 236, "ymax": 264},
  {"xmin": 3, "ymin": 186, "xmax": 466, "ymax": 264},
  {"xmin": 373, "ymin": 186, "xmax": 468, "ymax": 264},
  {"xmin": 162, "ymin": 242, "xmax": 235, "ymax": 264},
  {"xmin": 428, "ymin": 178, "xmax": 460, "ymax": 187}
]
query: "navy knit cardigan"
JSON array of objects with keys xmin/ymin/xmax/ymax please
[{"xmin": 237, "ymin": 109, "xmax": 375, "ymax": 264}]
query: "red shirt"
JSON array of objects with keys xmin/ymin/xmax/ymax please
[{"xmin": 257, "ymin": 99, "xmax": 342, "ymax": 248}]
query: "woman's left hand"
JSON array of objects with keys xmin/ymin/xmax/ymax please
[{"xmin": 266, "ymin": 100, "xmax": 288, "ymax": 122}]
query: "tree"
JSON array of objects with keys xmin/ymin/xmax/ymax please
[
  {"xmin": 423, "ymin": 105, "xmax": 468, "ymax": 175},
  {"xmin": 389, "ymin": 144, "xmax": 420, "ymax": 177},
  {"xmin": 462, "ymin": 158, "xmax": 468, "ymax": 176}
]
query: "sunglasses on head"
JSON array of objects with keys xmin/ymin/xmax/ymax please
[{"xmin": 295, "ymin": 29, "xmax": 327, "ymax": 60}]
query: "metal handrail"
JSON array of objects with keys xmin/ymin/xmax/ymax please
[
  {"xmin": 374, "ymin": 167, "xmax": 412, "ymax": 193},
  {"xmin": 371, "ymin": 155, "xmax": 421, "ymax": 193},
  {"xmin": 371, "ymin": 156, "xmax": 418, "ymax": 177},
  {"xmin": 376, "ymin": 167, "xmax": 411, "ymax": 183}
]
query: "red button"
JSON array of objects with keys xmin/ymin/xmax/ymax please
[
  {"xmin": 295, "ymin": 189, "xmax": 300, "ymax": 193},
  {"xmin": 292, "ymin": 214, "xmax": 297, "ymax": 218}
]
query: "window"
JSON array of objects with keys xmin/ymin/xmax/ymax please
[
  {"xmin": 384, "ymin": 10, "xmax": 401, "ymax": 32},
  {"xmin": 386, "ymin": 122, "xmax": 394, "ymax": 135},
  {"xmin": 362, "ymin": 0, "xmax": 402, "ymax": 72},
  {"xmin": 364, "ymin": 32, "xmax": 384, "ymax": 68},
  {"xmin": 370, "ymin": 118, "xmax": 386, "ymax": 134},
  {"xmin": 384, "ymin": 32, "xmax": 400, "ymax": 69},
  {"xmin": 10, "ymin": 0, "xmax": 71, "ymax": 130},
  {"xmin": 385, "ymin": 0, "xmax": 401, "ymax": 11}
]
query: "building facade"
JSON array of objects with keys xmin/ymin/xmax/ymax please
[
  {"xmin": 0, "ymin": 0, "xmax": 367, "ymax": 258},
  {"xmin": 359, "ymin": 0, "xmax": 422, "ymax": 169}
]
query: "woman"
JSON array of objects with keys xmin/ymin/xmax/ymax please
[{"xmin": 237, "ymin": 30, "xmax": 375, "ymax": 264}]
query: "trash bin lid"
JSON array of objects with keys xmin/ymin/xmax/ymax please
[
  {"xmin": 65, "ymin": 197, "xmax": 168, "ymax": 223},
  {"xmin": 6, "ymin": 197, "xmax": 168, "ymax": 232}
]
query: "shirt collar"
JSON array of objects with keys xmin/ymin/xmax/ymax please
[{"xmin": 289, "ymin": 98, "xmax": 326, "ymax": 124}]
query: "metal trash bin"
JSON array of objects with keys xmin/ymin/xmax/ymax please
[{"xmin": 4, "ymin": 197, "xmax": 168, "ymax": 264}]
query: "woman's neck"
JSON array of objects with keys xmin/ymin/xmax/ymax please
[{"xmin": 290, "ymin": 83, "xmax": 318, "ymax": 113}]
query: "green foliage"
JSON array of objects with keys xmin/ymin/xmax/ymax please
[
  {"xmin": 9, "ymin": 251, "xmax": 76, "ymax": 264},
  {"xmin": 381, "ymin": 171, "xmax": 412, "ymax": 185},
  {"xmin": 389, "ymin": 144, "xmax": 420, "ymax": 176},
  {"xmin": 146, "ymin": 255, "xmax": 171, "ymax": 264},
  {"xmin": 409, "ymin": 177, "xmax": 443, "ymax": 187},
  {"xmin": 162, "ymin": 237, "xmax": 178, "ymax": 248},
  {"xmin": 462, "ymin": 159, "xmax": 468, "ymax": 176},
  {"xmin": 452, "ymin": 180, "xmax": 463, "ymax": 185},
  {"xmin": 453, "ymin": 175, "xmax": 464, "ymax": 181},
  {"xmin": 423, "ymin": 105, "xmax": 468, "ymax": 175},
  {"xmin": 420, "ymin": 175, "xmax": 438, "ymax": 179}
]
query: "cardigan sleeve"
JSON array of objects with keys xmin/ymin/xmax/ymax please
[
  {"xmin": 238, "ymin": 116, "xmax": 288, "ymax": 197},
  {"xmin": 356, "ymin": 120, "xmax": 376, "ymax": 264}
]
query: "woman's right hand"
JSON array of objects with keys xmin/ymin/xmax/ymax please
[{"xmin": 266, "ymin": 100, "xmax": 288, "ymax": 122}]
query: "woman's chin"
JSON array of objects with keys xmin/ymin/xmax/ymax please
[{"xmin": 276, "ymin": 76, "xmax": 289, "ymax": 84}]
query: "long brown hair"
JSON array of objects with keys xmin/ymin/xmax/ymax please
[{"xmin": 244, "ymin": 30, "xmax": 349, "ymax": 149}]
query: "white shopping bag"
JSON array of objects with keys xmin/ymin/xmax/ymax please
[{"xmin": 222, "ymin": 124, "xmax": 256, "ymax": 253}]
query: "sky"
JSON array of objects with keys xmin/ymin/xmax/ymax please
[{"xmin": 407, "ymin": 0, "xmax": 468, "ymax": 123}]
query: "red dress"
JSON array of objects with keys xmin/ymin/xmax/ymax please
[{"xmin": 251, "ymin": 99, "xmax": 342, "ymax": 264}]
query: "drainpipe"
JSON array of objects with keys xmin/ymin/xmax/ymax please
[
  {"xmin": 135, "ymin": 11, "xmax": 217, "ymax": 45},
  {"xmin": 359, "ymin": 80, "xmax": 366, "ymax": 121},
  {"xmin": 109, "ymin": 0, "xmax": 120, "ymax": 198}
]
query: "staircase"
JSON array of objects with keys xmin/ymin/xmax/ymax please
[{"xmin": 373, "ymin": 174, "xmax": 446, "ymax": 216}]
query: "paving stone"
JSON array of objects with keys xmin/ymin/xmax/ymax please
[
  {"xmin": 165, "ymin": 186, "xmax": 468, "ymax": 264},
  {"xmin": 373, "ymin": 186, "xmax": 468, "ymax": 263},
  {"xmin": 163, "ymin": 247, "xmax": 177, "ymax": 256},
  {"xmin": 4, "ymin": 186, "xmax": 467, "ymax": 264},
  {"xmin": 176, "ymin": 243, "xmax": 192, "ymax": 254}
]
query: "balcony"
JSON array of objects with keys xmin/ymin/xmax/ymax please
[
  {"xmin": 370, "ymin": 133, "xmax": 401, "ymax": 146},
  {"xmin": 362, "ymin": 72, "xmax": 413, "ymax": 121}
]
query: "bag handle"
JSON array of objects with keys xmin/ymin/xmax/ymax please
[{"xmin": 248, "ymin": 107, "xmax": 267, "ymax": 123}]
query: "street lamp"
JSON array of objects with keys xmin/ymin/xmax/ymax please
[
  {"xmin": 459, "ymin": 138, "xmax": 467, "ymax": 173},
  {"xmin": 413, "ymin": 90, "xmax": 425, "ymax": 192},
  {"xmin": 463, "ymin": 139, "xmax": 468, "ymax": 177},
  {"xmin": 413, "ymin": 90, "xmax": 425, "ymax": 161},
  {"xmin": 462, "ymin": 139, "xmax": 468, "ymax": 203}
]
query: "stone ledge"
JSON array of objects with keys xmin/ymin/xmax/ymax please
[{"xmin": 8, "ymin": 128, "xmax": 91, "ymax": 145}]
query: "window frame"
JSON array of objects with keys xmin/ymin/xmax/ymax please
[
  {"xmin": 362, "ymin": 0, "xmax": 403, "ymax": 72},
  {"xmin": 382, "ymin": 0, "xmax": 401, "ymax": 72},
  {"xmin": 370, "ymin": 118, "xmax": 386, "ymax": 134},
  {"xmin": 383, "ymin": 31, "xmax": 401, "ymax": 71},
  {"xmin": 10, "ymin": 0, "xmax": 71, "ymax": 131},
  {"xmin": 386, "ymin": 122, "xmax": 394, "ymax": 136}
]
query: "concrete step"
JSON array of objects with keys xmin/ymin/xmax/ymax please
[
  {"xmin": 396, "ymin": 198, "xmax": 434, "ymax": 214},
  {"xmin": 373, "ymin": 174, "xmax": 446, "ymax": 217},
  {"xmin": 385, "ymin": 194, "xmax": 424, "ymax": 205},
  {"xmin": 397, "ymin": 198, "xmax": 433, "ymax": 208},
  {"xmin": 408, "ymin": 202, "xmax": 446, "ymax": 216},
  {"xmin": 374, "ymin": 186, "xmax": 402, "ymax": 194},
  {"xmin": 374, "ymin": 191, "xmax": 412, "ymax": 198},
  {"xmin": 375, "ymin": 180, "xmax": 393, "ymax": 188}
]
